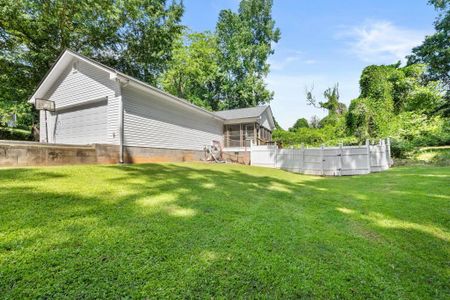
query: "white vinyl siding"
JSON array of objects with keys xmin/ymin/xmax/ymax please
[
  {"xmin": 40, "ymin": 59, "xmax": 120, "ymax": 144},
  {"xmin": 123, "ymin": 87, "xmax": 223, "ymax": 150}
]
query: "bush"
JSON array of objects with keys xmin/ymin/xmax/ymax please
[
  {"xmin": 0, "ymin": 127, "xmax": 33, "ymax": 141},
  {"xmin": 390, "ymin": 138, "xmax": 415, "ymax": 159},
  {"xmin": 388, "ymin": 113, "xmax": 450, "ymax": 158},
  {"xmin": 273, "ymin": 118, "xmax": 358, "ymax": 148}
]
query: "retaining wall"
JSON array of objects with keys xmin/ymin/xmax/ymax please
[
  {"xmin": 0, "ymin": 141, "xmax": 208, "ymax": 167},
  {"xmin": 0, "ymin": 141, "xmax": 97, "ymax": 167}
]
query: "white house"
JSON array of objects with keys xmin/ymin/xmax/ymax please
[{"xmin": 28, "ymin": 50, "xmax": 275, "ymax": 163}]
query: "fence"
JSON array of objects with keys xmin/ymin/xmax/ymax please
[{"xmin": 250, "ymin": 139, "xmax": 392, "ymax": 176}]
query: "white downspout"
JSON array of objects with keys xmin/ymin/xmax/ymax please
[
  {"xmin": 117, "ymin": 76, "xmax": 129, "ymax": 164},
  {"xmin": 118, "ymin": 94, "xmax": 124, "ymax": 164}
]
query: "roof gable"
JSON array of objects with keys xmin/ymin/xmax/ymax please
[
  {"xmin": 214, "ymin": 106, "xmax": 275, "ymax": 130},
  {"xmin": 28, "ymin": 50, "xmax": 116, "ymax": 104}
]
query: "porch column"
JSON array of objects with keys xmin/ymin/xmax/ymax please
[
  {"xmin": 240, "ymin": 123, "xmax": 243, "ymax": 147},
  {"xmin": 254, "ymin": 123, "xmax": 257, "ymax": 145}
]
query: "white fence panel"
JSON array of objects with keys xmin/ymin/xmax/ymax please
[
  {"xmin": 369, "ymin": 141, "xmax": 389, "ymax": 172},
  {"xmin": 250, "ymin": 139, "xmax": 391, "ymax": 176},
  {"xmin": 250, "ymin": 144, "xmax": 277, "ymax": 168},
  {"xmin": 303, "ymin": 148, "xmax": 322, "ymax": 175},
  {"xmin": 323, "ymin": 148, "xmax": 341, "ymax": 176},
  {"xmin": 341, "ymin": 146, "xmax": 370, "ymax": 175},
  {"xmin": 276, "ymin": 149, "xmax": 303, "ymax": 172}
]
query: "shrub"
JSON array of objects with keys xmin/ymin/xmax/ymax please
[
  {"xmin": 0, "ymin": 127, "xmax": 33, "ymax": 141},
  {"xmin": 273, "ymin": 117, "xmax": 358, "ymax": 148},
  {"xmin": 390, "ymin": 138, "xmax": 415, "ymax": 159},
  {"xmin": 389, "ymin": 113, "xmax": 450, "ymax": 158}
]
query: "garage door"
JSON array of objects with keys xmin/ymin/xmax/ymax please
[{"xmin": 53, "ymin": 100, "xmax": 107, "ymax": 144}]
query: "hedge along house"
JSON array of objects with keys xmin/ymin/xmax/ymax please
[{"xmin": 28, "ymin": 50, "xmax": 275, "ymax": 164}]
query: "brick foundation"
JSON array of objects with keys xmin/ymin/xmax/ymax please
[{"xmin": 222, "ymin": 151, "xmax": 250, "ymax": 165}]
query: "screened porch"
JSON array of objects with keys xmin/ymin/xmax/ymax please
[{"xmin": 223, "ymin": 123, "xmax": 272, "ymax": 148}]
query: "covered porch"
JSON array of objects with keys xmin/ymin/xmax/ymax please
[{"xmin": 223, "ymin": 122, "xmax": 272, "ymax": 149}]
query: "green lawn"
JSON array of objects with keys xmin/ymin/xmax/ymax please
[{"xmin": 0, "ymin": 163, "xmax": 449, "ymax": 299}]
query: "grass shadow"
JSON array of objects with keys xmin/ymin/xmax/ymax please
[{"xmin": 0, "ymin": 163, "xmax": 448, "ymax": 298}]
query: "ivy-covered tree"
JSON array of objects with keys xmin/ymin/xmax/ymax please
[
  {"xmin": 215, "ymin": 0, "xmax": 280, "ymax": 109},
  {"xmin": 346, "ymin": 63, "xmax": 444, "ymax": 139},
  {"xmin": 0, "ymin": 0, "xmax": 184, "ymax": 128}
]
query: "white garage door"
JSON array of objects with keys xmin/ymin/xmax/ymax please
[{"xmin": 54, "ymin": 100, "xmax": 107, "ymax": 145}]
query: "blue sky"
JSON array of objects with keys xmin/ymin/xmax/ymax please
[{"xmin": 182, "ymin": 0, "xmax": 438, "ymax": 129}]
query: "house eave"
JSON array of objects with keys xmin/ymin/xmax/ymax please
[{"xmin": 223, "ymin": 117, "xmax": 260, "ymax": 125}]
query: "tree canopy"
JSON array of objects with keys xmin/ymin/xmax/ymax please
[
  {"xmin": 160, "ymin": 0, "xmax": 280, "ymax": 111},
  {"xmin": 0, "ymin": 0, "xmax": 184, "ymax": 127},
  {"xmin": 215, "ymin": 0, "xmax": 280, "ymax": 109},
  {"xmin": 408, "ymin": 0, "xmax": 450, "ymax": 115},
  {"xmin": 160, "ymin": 32, "xmax": 220, "ymax": 110}
]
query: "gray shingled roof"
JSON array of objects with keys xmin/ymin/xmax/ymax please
[{"xmin": 213, "ymin": 106, "xmax": 268, "ymax": 120}]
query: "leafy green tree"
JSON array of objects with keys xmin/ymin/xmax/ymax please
[
  {"xmin": 106, "ymin": 0, "xmax": 184, "ymax": 86},
  {"xmin": 0, "ymin": 0, "xmax": 184, "ymax": 128},
  {"xmin": 408, "ymin": 0, "xmax": 450, "ymax": 115},
  {"xmin": 160, "ymin": 32, "xmax": 220, "ymax": 110},
  {"xmin": 215, "ymin": 0, "xmax": 280, "ymax": 109},
  {"xmin": 289, "ymin": 118, "xmax": 309, "ymax": 132}
]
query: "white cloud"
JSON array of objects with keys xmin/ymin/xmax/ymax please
[
  {"xmin": 269, "ymin": 55, "xmax": 301, "ymax": 70},
  {"xmin": 336, "ymin": 20, "xmax": 428, "ymax": 63},
  {"xmin": 269, "ymin": 50, "xmax": 317, "ymax": 71}
]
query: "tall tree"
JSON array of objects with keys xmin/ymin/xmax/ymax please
[
  {"xmin": 0, "ymin": 0, "xmax": 184, "ymax": 127},
  {"xmin": 408, "ymin": 0, "xmax": 450, "ymax": 115},
  {"xmin": 215, "ymin": 0, "xmax": 280, "ymax": 109},
  {"xmin": 160, "ymin": 32, "xmax": 221, "ymax": 110},
  {"xmin": 306, "ymin": 83, "xmax": 347, "ymax": 127}
]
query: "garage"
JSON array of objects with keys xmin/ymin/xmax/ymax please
[{"xmin": 52, "ymin": 99, "xmax": 108, "ymax": 145}]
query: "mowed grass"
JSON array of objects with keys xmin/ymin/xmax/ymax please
[{"xmin": 0, "ymin": 163, "xmax": 449, "ymax": 299}]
